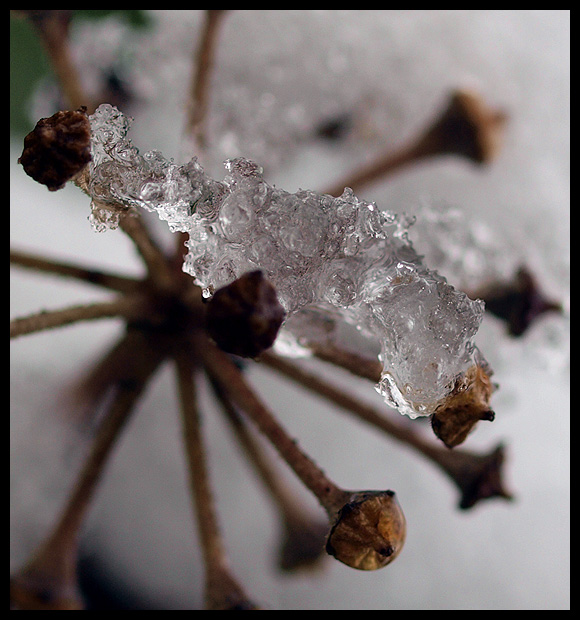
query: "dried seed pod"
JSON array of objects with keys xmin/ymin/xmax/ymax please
[
  {"xmin": 431, "ymin": 364, "xmax": 495, "ymax": 448},
  {"xmin": 418, "ymin": 89, "xmax": 508, "ymax": 164},
  {"xmin": 326, "ymin": 490, "xmax": 406, "ymax": 571},
  {"xmin": 18, "ymin": 108, "xmax": 91, "ymax": 191},
  {"xmin": 476, "ymin": 266, "xmax": 563, "ymax": 337},
  {"xmin": 205, "ymin": 271, "xmax": 286, "ymax": 358}
]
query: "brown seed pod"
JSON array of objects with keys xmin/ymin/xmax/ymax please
[
  {"xmin": 205, "ymin": 271, "xmax": 286, "ymax": 358},
  {"xmin": 475, "ymin": 266, "xmax": 563, "ymax": 337},
  {"xmin": 419, "ymin": 89, "xmax": 508, "ymax": 164},
  {"xmin": 431, "ymin": 364, "xmax": 495, "ymax": 448},
  {"xmin": 326, "ymin": 490, "xmax": 406, "ymax": 571},
  {"xmin": 18, "ymin": 107, "xmax": 92, "ymax": 191}
]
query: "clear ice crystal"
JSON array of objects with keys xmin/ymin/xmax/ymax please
[{"xmin": 86, "ymin": 104, "xmax": 487, "ymax": 418}]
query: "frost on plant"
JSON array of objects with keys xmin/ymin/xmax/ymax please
[{"xmin": 86, "ymin": 103, "xmax": 488, "ymax": 418}]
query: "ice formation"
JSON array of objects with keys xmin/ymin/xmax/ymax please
[{"xmin": 84, "ymin": 104, "xmax": 487, "ymax": 418}]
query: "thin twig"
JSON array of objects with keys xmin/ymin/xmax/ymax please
[
  {"xmin": 308, "ymin": 341, "xmax": 382, "ymax": 383},
  {"xmin": 174, "ymin": 349, "xmax": 257, "ymax": 610},
  {"xmin": 323, "ymin": 89, "xmax": 507, "ymax": 197},
  {"xmin": 260, "ymin": 351, "xmax": 424, "ymax": 444},
  {"xmin": 201, "ymin": 344, "xmax": 350, "ymax": 517},
  {"xmin": 10, "ymin": 249, "xmax": 140, "ymax": 293},
  {"xmin": 176, "ymin": 10, "xmax": 229, "ymax": 262},
  {"xmin": 260, "ymin": 352, "xmax": 512, "ymax": 509},
  {"xmin": 185, "ymin": 10, "xmax": 229, "ymax": 155},
  {"xmin": 10, "ymin": 296, "xmax": 141, "ymax": 339},
  {"xmin": 209, "ymin": 376, "xmax": 328, "ymax": 570},
  {"xmin": 10, "ymin": 331, "xmax": 163, "ymax": 609},
  {"xmin": 118, "ymin": 212, "xmax": 175, "ymax": 293},
  {"xmin": 28, "ymin": 11, "xmax": 93, "ymax": 111}
]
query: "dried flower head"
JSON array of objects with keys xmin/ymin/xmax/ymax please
[
  {"xmin": 18, "ymin": 108, "xmax": 91, "ymax": 191},
  {"xmin": 12, "ymin": 9, "xmax": 557, "ymax": 611},
  {"xmin": 326, "ymin": 490, "xmax": 406, "ymax": 571},
  {"xmin": 431, "ymin": 364, "xmax": 495, "ymax": 448}
]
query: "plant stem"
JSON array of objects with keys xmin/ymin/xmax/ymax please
[
  {"xmin": 185, "ymin": 10, "xmax": 229, "ymax": 155},
  {"xmin": 10, "ymin": 332, "xmax": 162, "ymax": 609},
  {"xmin": 201, "ymin": 344, "xmax": 351, "ymax": 518},
  {"xmin": 209, "ymin": 377, "xmax": 328, "ymax": 570},
  {"xmin": 9, "ymin": 296, "xmax": 141, "ymax": 339},
  {"xmin": 308, "ymin": 341, "xmax": 382, "ymax": 383},
  {"xmin": 118, "ymin": 212, "xmax": 175, "ymax": 293},
  {"xmin": 176, "ymin": 10, "xmax": 229, "ymax": 261},
  {"xmin": 324, "ymin": 89, "xmax": 506, "ymax": 197},
  {"xmin": 10, "ymin": 249, "xmax": 140, "ymax": 293},
  {"xmin": 174, "ymin": 349, "xmax": 257, "ymax": 610},
  {"xmin": 260, "ymin": 352, "xmax": 512, "ymax": 509},
  {"xmin": 30, "ymin": 11, "xmax": 93, "ymax": 111}
]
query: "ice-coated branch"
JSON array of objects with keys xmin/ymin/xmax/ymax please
[{"xmin": 69, "ymin": 104, "xmax": 492, "ymax": 420}]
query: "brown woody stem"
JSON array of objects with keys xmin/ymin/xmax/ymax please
[
  {"xmin": 185, "ymin": 10, "xmax": 229, "ymax": 154},
  {"xmin": 10, "ymin": 332, "xmax": 162, "ymax": 609},
  {"xmin": 260, "ymin": 352, "xmax": 512, "ymax": 509},
  {"xmin": 10, "ymin": 249, "xmax": 139, "ymax": 293},
  {"xmin": 174, "ymin": 350, "xmax": 257, "ymax": 610},
  {"xmin": 309, "ymin": 341, "xmax": 382, "ymax": 383},
  {"xmin": 324, "ymin": 89, "xmax": 507, "ymax": 197},
  {"xmin": 9, "ymin": 296, "xmax": 141, "ymax": 339},
  {"xmin": 117, "ymin": 212, "xmax": 175, "ymax": 293},
  {"xmin": 27, "ymin": 11, "xmax": 93, "ymax": 111},
  {"xmin": 201, "ymin": 344, "xmax": 350, "ymax": 518},
  {"xmin": 209, "ymin": 377, "xmax": 328, "ymax": 570}
]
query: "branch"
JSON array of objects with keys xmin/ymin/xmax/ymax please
[
  {"xmin": 19, "ymin": 11, "xmax": 93, "ymax": 111},
  {"xmin": 185, "ymin": 10, "xmax": 229, "ymax": 155},
  {"xmin": 209, "ymin": 376, "xmax": 328, "ymax": 571},
  {"xmin": 260, "ymin": 352, "xmax": 512, "ymax": 510},
  {"xmin": 174, "ymin": 349, "xmax": 258, "ymax": 610},
  {"xmin": 324, "ymin": 89, "xmax": 507, "ymax": 197},
  {"xmin": 10, "ymin": 249, "xmax": 140, "ymax": 293},
  {"xmin": 117, "ymin": 211, "xmax": 175, "ymax": 293},
  {"xmin": 10, "ymin": 331, "xmax": 162, "ymax": 610},
  {"xmin": 308, "ymin": 341, "xmax": 382, "ymax": 383},
  {"xmin": 10, "ymin": 296, "xmax": 141, "ymax": 339}
]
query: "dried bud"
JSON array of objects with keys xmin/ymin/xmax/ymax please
[
  {"xmin": 431, "ymin": 364, "xmax": 495, "ymax": 448},
  {"xmin": 18, "ymin": 108, "xmax": 91, "ymax": 191},
  {"xmin": 326, "ymin": 490, "xmax": 406, "ymax": 571},
  {"xmin": 421, "ymin": 89, "xmax": 507, "ymax": 164},
  {"xmin": 206, "ymin": 271, "xmax": 286, "ymax": 358},
  {"xmin": 477, "ymin": 267, "xmax": 563, "ymax": 337}
]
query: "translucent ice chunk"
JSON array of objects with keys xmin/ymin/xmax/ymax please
[{"xmin": 85, "ymin": 104, "xmax": 487, "ymax": 417}]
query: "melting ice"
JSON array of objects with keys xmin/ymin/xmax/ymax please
[{"xmin": 85, "ymin": 104, "xmax": 486, "ymax": 418}]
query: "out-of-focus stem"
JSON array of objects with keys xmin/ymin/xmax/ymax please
[
  {"xmin": 210, "ymin": 377, "xmax": 328, "ymax": 570},
  {"xmin": 174, "ymin": 350, "xmax": 258, "ymax": 610},
  {"xmin": 324, "ymin": 89, "xmax": 507, "ymax": 197},
  {"xmin": 26, "ymin": 11, "xmax": 93, "ymax": 111},
  {"xmin": 185, "ymin": 10, "xmax": 229, "ymax": 155},
  {"xmin": 10, "ymin": 249, "xmax": 140, "ymax": 293},
  {"xmin": 9, "ymin": 296, "xmax": 141, "ymax": 339},
  {"xmin": 10, "ymin": 333, "xmax": 162, "ymax": 609}
]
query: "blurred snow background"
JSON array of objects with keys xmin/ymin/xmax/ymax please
[{"xmin": 10, "ymin": 10, "xmax": 569, "ymax": 610}]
